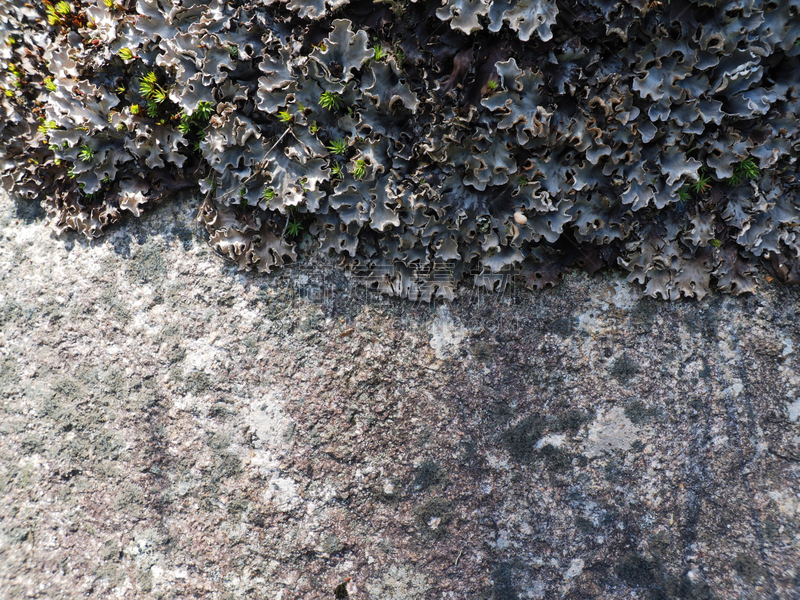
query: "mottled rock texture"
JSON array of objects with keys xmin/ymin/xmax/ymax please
[{"xmin": 1, "ymin": 190, "xmax": 799, "ymax": 599}]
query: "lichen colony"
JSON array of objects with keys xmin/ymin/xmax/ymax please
[{"xmin": 1, "ymin": 0, "xmax": 799, "ymax": 299}]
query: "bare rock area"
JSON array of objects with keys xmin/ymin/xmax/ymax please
[{"xmin": 1, "ymin": 191, "xmax": 799, "ymax": 600}]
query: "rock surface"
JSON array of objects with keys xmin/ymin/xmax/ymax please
[{"xmin": 1, "ymin": 191, "xmax": 799, "ymax": 600}]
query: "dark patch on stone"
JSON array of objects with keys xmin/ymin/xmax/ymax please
[
  {"xmin": 184, "ymin": 371, "xmax": 211, "ymax": 393},
  {"xmin": 630, "ymin": 298, "xmax": 658, "ymax": 334},
  {"xmin": 616, "ymin": 553, "xmax": 658, "ymax": 587},
  {"xmin": 411, "ymin": 460, "xmax": 446, "ymax": 492},
  {"xmin": 126, "ymin": 243, "xmax": 167, "ymax": 286},
  {"xmin": 698, "ymin": 360, "xmax": 711, "ymax": 379},
  {"xmin": 492, "ymin": 562, "xmax": 520, "ymax": 600},
  {"xmin": 0, "ymin": 299, "xmax": 26, "ymax": 326},
  {"xmin": 227, "ymin": 497, "xmax": 249, "ymax": 519},
  {"xmin": 20, "ymin": 434, "xmax": 44, "ymax": 455},
  {"xmin": 13, "ymin": 195, "xmax": 46, "ymax": 223},
  {"xmin": 470, "ymin": 340, "xmax": 495, "ymax": 360},
  {"xmin": 732, "ymin": 552, "xmax": 761, "ymax": 584},
  {"xmin": 486, "ymin": 400, "xmax": 514, "ymax": 426},
  {"xmin": 334, "ymin": 581, "xmax": 349, "ymax": 598},
  {"xmin": 684, "ymin": 303, "xmax": 720, "ymax": 341},
  {"xmin": 502, "ymin": 414, "xmax": 546, "ymax": 463},
  {"xmin": 552, "ymin": 408, "xmax": 593, "ymax": 432},
  {"xmin": 207, "ymin": 431, "xmax": 231, "ymax": 451},
  {"xmin": 604, "ymin": 460, "xmax": 624, "ymax": 483},
  {"xmin": 171, "ymin": 223, "xmax": 196, "ymax": 250},
  {"xmin": 609, "ymin": 353, "xmax": 639, "ymax": 383},
  {"xmin": 550, "ymin": 316, "xmax": 576, "ymax": 337},
  {"xmin": 92, "ymin": 430, "xmax": 123, "ymax": 460},
  {"xmin": 208, "ymin": 402, "xmax": 235, "ymax": 418},
  {"xmin": 539, "ymin": 444, "xmax": 575, "ymax": 473},
  {"xmin": 100, "ymin": 538, "xmax": 121, "ymax": 562},
  {"xmin": 214, "ymin": 454, "xmax": 242, "ymax": 479},
  {"xmin": 575, "ymin": 516, "xmax": 595, "ymax": 535},
  {"xmin": 218, "ymin": 294, "xmax": 236, "ymax": 307},
  {"xmin": 660, "ymin": 574, "xmax": 714, "ymax": 600},
  {"xmin": 458, "ymin": 439, "xmax": 477, "ymax": 462},
  {"xmin": 415, "ymin": 497, "xmax": 453, "ymax": 539},
  {"xmin": 0, "ymin": 355, "xmax": 20, "ymax": 392},
  {"xmin": 624, "ymin": 399, "xmax": 660, "ymax": 425}
]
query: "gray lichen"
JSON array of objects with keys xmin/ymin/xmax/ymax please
[{"xmin": 1, "ymin": 0, "xmax": 799, "ymax": 300}]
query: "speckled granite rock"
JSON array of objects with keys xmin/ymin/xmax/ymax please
[{"xmin": 1, "ymin": 191, "xmax": 799, "ymax": 600}]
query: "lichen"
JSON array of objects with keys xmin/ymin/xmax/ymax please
[{"xmin": 1, "ymin": 0, "xmax": 799, "ymax": 300}]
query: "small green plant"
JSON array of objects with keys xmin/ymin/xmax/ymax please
[
  {"xmin": 44, "ymin": 4, "xmax": 61, "ymax": 25},
  {"xmin": 146, "ymin": 101, "xmax": 159, "ymax": 118},
  {"xmin": 326, "ymin": 138, "xmax": 347, "ymax": 155},
  {"xmin": 177, "ymin": 102, "xmax": 212, "ymax": 141},
  {"xmin": 226, "ymin": 45, "xmax": 238, "ymax": 59},
  {"xmin": 486, "ymin": 78, "xmax": 499, "ymax": 93},
  {"xmin": 330, "ymin": 162, "xmax": 343, "ymax": 178},
  {"xmin": 117, "ymin": 47, "xmax": 134, "ymax": 61},
  {"xmin": 709, "ymin": 238, "xmax": 722, "ymax": 248},
  {"xmin": 38, "ymin": 119, "xmax": 57, "ymax": 134},
  {"xmin": 309, "ymin": 121, "xmax": 319, "ymax": 134},
  {"xmin": 689, "ymin": 169, "xmax": 712, "ymax": 194},
  {"xmin": 727, "ymin": 157, "xmax": 760, "ymax": 185},
  {"xmin": 677, "ymin": 184, "xmax": 692, "ymax": 202},
  {"xmin": 8, "ymin": 63, "xmax": 22, "ymax": 88},
  {"xmin": 352, "ymin": 159, "xmax": 366, "ymax": 180},
  {"xmin": 373, "ymin": 43, "xmax": 386, "ymax": 61},
  {"xmin": 130, "ymin": 103, "xmax": 141, "ymax": 115},
  {"xmin": 78, "ymin": 144, "xmax": 94, "ymax": 161},
  {"xmin": 55, "ymin": 1, "xmax": 72, "ymax": 15},
  {"xmin": 286, "ymin": 219, "xmax": 303, "ymax": 237},
  {"xmin": 139, "ymin": 71, "xmax": 167, "ymax": 104},
  {"xmin": 319, "ymin": 91, "xmax": 344, "ymax": 111},
  {"xmin": 277, "ymin": 110, "xmax": 293, "ymax": 122},
  {"xmin": 194, "ymin": 101, "xmax": 214, "ymax": 121},
  {"xmin": 177, "ymin": 116, "xmax": 191, "ymax": 134}
]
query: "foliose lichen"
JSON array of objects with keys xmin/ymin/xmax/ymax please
[{"xmin": 1, "ymin": 0, "xmax": 799, "ymax": 300}]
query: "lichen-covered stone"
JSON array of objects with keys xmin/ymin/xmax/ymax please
[{"xmin": 2, "ymin": 190, "xmax": 800, "ymax": 599}]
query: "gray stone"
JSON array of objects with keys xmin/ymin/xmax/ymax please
[{"xmin": 1, "ymin": 191, "xmax": 799, "ymax": 599}]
